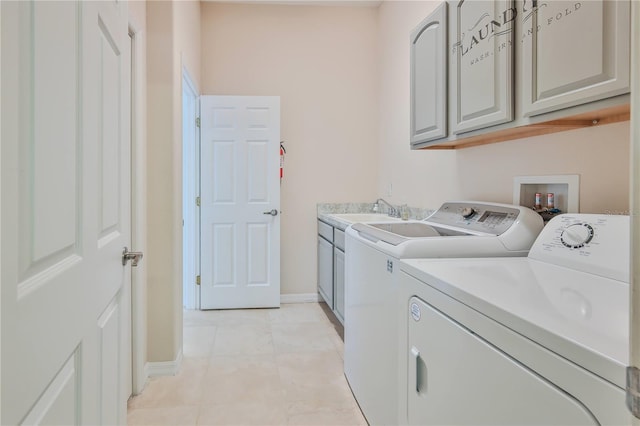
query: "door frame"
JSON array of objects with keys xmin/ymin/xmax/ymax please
[
  {"xmin": 129, "ymin": 17, "xmax": 147, "ymax": 396},
  {"xmin": 182, "ymin": 66, "xmax": 200, "ymax": 310}
]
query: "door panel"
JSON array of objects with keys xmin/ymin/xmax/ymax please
[
  {"xmin": 31, "ymin": 1, "xmax": 80, "ymax": 264},
  {"xmin": 200, "ymin": 95, "xmax": 281, "ymax": 309},
  {"xmin": 334, "ymin": 248, "xmax": 345, "ymax": 323},
  {"xmin": 317, "ymin": 236, "xmax": 334, "ymax": 309},
  {"xmin": 410, "ymin": 2, "xmax": 448, "ymax": 145},
  {"xmin": 99, "ymin": 18, "xmax": 123, "ymax": 239},
  {"xmin": 1, "ymin": 1, "xmax": 131, "ymax": 424},
  {"xmin": 213, "ymin": 224, "xmax": 235, "ymax": 287},
  {"xmin": 247, "ymin": 224, "xmax": 269, "ymax": 285},
  {"xmin": 210, "ymin": 140, "xmax": 235, "ymax": 203},
  {"xmin": 247, "ymin": 141, "xmax": 269, "ymax": 202},
  {"xmin": 21, "ymin": 352, "xmax": 80, "ymax": 425},
  {"xmin": 19, "ymin": 0, "xmax": 81, "ymax": 288},
  {"xmin": 98, "ymin": 299, "xmax": 122, "ymax": 426},
  {"xmin": 521, "ymin": 0, "xmax": 630, "ymax": 116},
  {"xmin": 449, "ymin": 0, "xmax": 514, "ymax": 134}
]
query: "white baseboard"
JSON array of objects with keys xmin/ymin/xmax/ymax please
[
  {"xmin": 144, "ymin": 349, "xmax": 183, "ymax": 378},
  {"xmin": 280, "ymin": 293, "xmax": 321, "ymax": 304}
]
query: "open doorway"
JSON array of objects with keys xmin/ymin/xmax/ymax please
[{"xmin": 182, "ymin": 70, "xmax": 199, "ymax": 310}]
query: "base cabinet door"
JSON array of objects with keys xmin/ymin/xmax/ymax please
[
  {"xmin": 333, "ymin": 248, "xmax": 345, "ymax": 323},
  {"xmin": 449, "ymin": 0, "xmax": 514, "ymax": 134},
  {"xmin": 410, "ymin": 2, "xmax": 448, "ymax": 145},
  {"xmin": 317, "ymin": 236, "xmax": 334, "ymax": 308},
  {"xmin": 521, "ymin": 0, "xmax": 630, "ymax": 117}
]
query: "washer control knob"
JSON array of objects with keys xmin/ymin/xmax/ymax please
[
  {"xmin": 461, "ymin": 207, "xmax": 476, "ymax": 219},
  {"xmin": 560, "ymin": 223, "xmax": 594, "ymax": 249}
]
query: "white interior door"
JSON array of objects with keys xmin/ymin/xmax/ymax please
[
  {"xmin": 1, "ymin": 1, "xmax": 132, "ymax": 424},
  {"xmin": 200, "ymin": 96, "xmax": 281, "ymax": 309}
]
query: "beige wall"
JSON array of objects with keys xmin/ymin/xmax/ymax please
[
  {"xmin": 146, "ymin": 0, "xmax": 201, "ymax": 363},
  {"xmin": 175, "ymin": 1, "xmax": 202, "ymax": 87},
  {"xmin": 455, "ymin": 123, "xmax": 630, "ymax": 213},
  {"xmin": 377, "ymin": 1, "xmax": 458, "ymax": 208},
  {"xmin": 377, "ymin": 1, "xmax": 630, "ymax": 213},
  {"xmin": 200, "ymin": 3, "xmax": 379, "ymax": 296}
]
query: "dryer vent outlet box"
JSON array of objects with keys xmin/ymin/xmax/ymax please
[{"xmin": 513, "ymin": 175, "xmax": 580, "ymax": 213}]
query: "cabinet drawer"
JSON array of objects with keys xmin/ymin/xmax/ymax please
[
  {"xmin": 318, "ymin": 220, "xmax": 334, "ymax": 242},
  {"xmin": 334, "ymin": 229, "xmax": 345, "ymax": 251}
]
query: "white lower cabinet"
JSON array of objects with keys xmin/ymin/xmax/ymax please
[
  {"xmin": 317, "ymin": 220, "xmax": 345, "ymax": 323},
  {"xmin": 333, "ymin": 239, "xmax": 345, "ymax": 323},
  {"xmin": 317, "ymin": 234, "xmax": 334, "ymax": 309}
]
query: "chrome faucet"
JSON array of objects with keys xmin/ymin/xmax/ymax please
[{"xmin": 373, "ymin": 198, "xmax": 400, "ymax": 218}]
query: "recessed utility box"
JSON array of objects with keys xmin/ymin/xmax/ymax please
[{"xmin": 513, "ymin": 175, "xmax": 580, "ymax": 213}]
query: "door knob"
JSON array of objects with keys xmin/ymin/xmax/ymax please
[
  {"xmin": 263, "ymin": 209, "xmax": 278, "ymax": 216},
  {"xmin": 122, "ymin": 247, "xmax": 144, "ymax": 266}
]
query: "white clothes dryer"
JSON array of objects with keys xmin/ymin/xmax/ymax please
[
  {"xmin": 344, "ymin": 201, "xmax": 544, "ymax": 425},
  {"xmin": 398, "ymin": 214, "xmax": 631, "ymax": 425}
]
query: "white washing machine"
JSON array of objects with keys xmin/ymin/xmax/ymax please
[
  {"xmin": 344, "ymin": 201, "xmax": 544, "ymax": 425},
  {"xmin": 398, "ymin": 214, "xmax": 631, "ymax": 425}
]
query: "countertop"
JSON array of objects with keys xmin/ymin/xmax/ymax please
[{"xmin": 317, "ymin": 202, "xmax": 434, "ymax": 231}]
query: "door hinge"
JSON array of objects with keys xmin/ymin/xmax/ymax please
[
  {"xmin": 196, "ymin": 117, "xmax": 201, "ymax": 128},
  {"xmin": 196, "ymin": 196, "xmax": 201, "ymax": 207},
  {"xmin": 196, "ymin": 275, "xmax": 201, "ymax": 285}
]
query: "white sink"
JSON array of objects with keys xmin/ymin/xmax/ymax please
[
  {"xmin": 328, "ymin": 213, "xmax": 403, "ymax": 224},
  {"xmin": 367, "ymin": 222, "xmax": 440, "ymax": 238}
]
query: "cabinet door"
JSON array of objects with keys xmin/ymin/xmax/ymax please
[
  {"xmin": 521, "ymin": 0, "xmax": 630, "ymax": 117},
  {"xmin": 410, "ymin": 2, "xmax": 448, "ymax": 145},
  {"xmin": 449, "ymin": 0, "xmax": 514, "ymax": 134},
  {"xmin": 333, "ymin": 248, "xmax": 345, "ymax": 324},
  {"xmin": 317, "ymin": 236, "xmax": 334, "ymax": 308}
]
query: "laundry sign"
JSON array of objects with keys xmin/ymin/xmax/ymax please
[
  {"xmin": 450, "ymin": 1, "xmax": 515, "ymax": 68},
  {"xmin": 450, "ymin": 1, "xmax": 585, "ymax": 68},
  {"xmin": 451, "ymin": 7, "xmax": 516, "ymax": 58},
  {"xmin": 520, "ymin": 1, "xmax": 584, "ymax": 42}
]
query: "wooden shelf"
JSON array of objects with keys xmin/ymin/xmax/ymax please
[{"xmin": 418, "ymin": 104, "xmax": 630, "ymax": 150}]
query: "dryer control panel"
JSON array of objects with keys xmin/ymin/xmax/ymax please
[{"xmin": 528, "ymin": 214, "xmax": 630, "ymax": 282}]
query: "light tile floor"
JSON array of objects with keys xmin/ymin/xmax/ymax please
[{"xmin": 127, "ymin": 303, "xmax": 367, "ymax": 426}]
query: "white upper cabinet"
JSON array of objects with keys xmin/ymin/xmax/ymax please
[
  {"xmin": 449, "ymin": 0, "xmax": 515, "ymax": 134},
  {"xmin": 410, "ymin": 2, "xmax": 448, "ymax": 145},
  {"xmin": 521, "ymin": 0, "xmax": 630, "ymax": 117}
]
